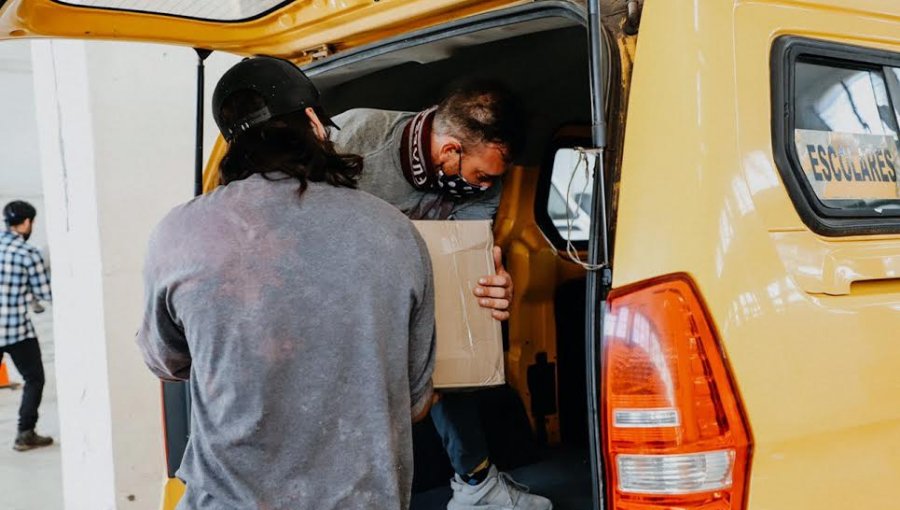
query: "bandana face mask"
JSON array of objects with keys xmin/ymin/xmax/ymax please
[
  {"xmin": 436, "ymin": 152, "xmax": 489, "ymax": 197},
  {"xmin": 400, "ymin": 108, "xmax": 490, "ymax": 199}
]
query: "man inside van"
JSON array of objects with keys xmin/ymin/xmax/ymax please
[
  {"xmin": 137, "ymin": 57, "xmax": 436, "ymax": 510},
  {"xmin": 331, "ymin": 85, "xmax": 553, "ymax": 510},
  {"xmin": 1, "ymin": 200, "xmax": 54, "ymax": 452}
]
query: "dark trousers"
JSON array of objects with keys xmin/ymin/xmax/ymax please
[
  {"xmin": 1, "ymin": 338, "xmax": 45, "ymax": 432},
  {"xmin": 430, "ymin": 393, "xmax": 489, "ymax": 475}
]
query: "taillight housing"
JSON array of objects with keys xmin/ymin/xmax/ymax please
[{"xmin": 601, "ymin": 274, "xmax": 752, "ymax": 509}]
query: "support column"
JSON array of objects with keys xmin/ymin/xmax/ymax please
[{"xmin": 30, "ymin": 39, "xmax": 221, "ymax": 509}]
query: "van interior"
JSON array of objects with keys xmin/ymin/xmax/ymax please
[{"xmin": 305, "ymin": 2, "xmax": 611, "ymax": 508}]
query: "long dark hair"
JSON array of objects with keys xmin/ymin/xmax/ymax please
[{"xmin": 218, "ymin": 90, "xmax": 362, "ymax": 195}]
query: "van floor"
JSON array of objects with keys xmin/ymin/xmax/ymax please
[{"xmin": 411, "ymin": 446, "xmax": 593, "ymax": 510}]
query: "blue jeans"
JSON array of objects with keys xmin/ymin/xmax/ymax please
[
  {"xmin": 0, "ymin": 338, "xmax": 45, "ymax": 432},
  {"xmin": 430, "ymin": 392, "xmax": 489, "ymax": 475}
]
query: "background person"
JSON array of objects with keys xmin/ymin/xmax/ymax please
[{"xmin": 0, "ymin": 200, "xmax": 53, "ymax": 452}]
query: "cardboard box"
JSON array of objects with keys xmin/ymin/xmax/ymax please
[{"xmin": 412, "ymin": 220, "xmax": 505, "ymax": 389}]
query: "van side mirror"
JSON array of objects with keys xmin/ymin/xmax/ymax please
[{"xmin": 547, "ymin": 148, "xmax": 595, "ymax": 243}]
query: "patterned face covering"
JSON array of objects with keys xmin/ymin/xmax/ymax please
[
  {"xmin": 435, "ymin": 152, "xmax": 489, "ymax": 197},
  {"xmin": 400, "ymin": 107, "xmax": 489, "ymax": 198}
]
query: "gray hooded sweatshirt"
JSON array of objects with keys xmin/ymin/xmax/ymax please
[{"xmin": 137, "ymin": 175, "xmax": 436, "ymax": 510}]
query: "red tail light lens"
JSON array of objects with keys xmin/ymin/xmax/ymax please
[{"xmin": 602, "ymin": 274, "xmax": 752, "ymax": 509}]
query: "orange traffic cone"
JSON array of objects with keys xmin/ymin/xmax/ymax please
[{"xmin": 0, "ymin": 361, "xmax": 21, "ymax": 390}]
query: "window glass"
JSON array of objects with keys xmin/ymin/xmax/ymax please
[
  {"xmin": 547, "ymin": 148, "xmax": 594, "ymax": 242},
  {"xmin": 887, "ymin": 67, "xmax": 900, "ymax": 130},
  {"xmin": 54, "ymin": 0, "xmax": 292, "ymax": 21},
  {"xmin": 792, "ymin": 61, "xmax": 900, "ymax": 213},
  {"xmin": 548, "ymin": 185, "xmax": 570, "ymax": 221}
]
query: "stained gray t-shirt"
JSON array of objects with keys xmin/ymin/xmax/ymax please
[
  {"xmin": 331, "ymin": 108, "xmax": 501, "ymax": 221},
  {"xmin": 137, "ymin": 175, "xmax": 436, "ymax": 510}
]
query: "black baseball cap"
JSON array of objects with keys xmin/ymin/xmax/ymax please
[{"xmin": 212, "ymin": 56, "xmax": 338, "ymax": 141}]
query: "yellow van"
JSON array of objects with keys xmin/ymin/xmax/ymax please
[{"xmin": 3, "ymin": 0, "xmax": 899, "ymax": 508}]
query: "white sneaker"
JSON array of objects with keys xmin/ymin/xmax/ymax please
[{"xmin": 447, "ymin": 465, "xmax": 553, "ymax": 510}]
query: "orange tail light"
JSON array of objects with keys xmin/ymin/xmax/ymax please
[{"xmin": 601, "ymin": 274, "xmax": 752, "ymax": 509}]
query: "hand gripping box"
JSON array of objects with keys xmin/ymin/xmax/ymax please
[{"xmin": 412, "ymin": 220, "xmax": 506, "ymax": 389}]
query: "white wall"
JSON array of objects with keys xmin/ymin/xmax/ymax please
[
  {"xmin": 0, "ymin": 42, "xmax": 48, "ymax": 253},
  {"xmin": 31, "ymin": 39, "xmax": 238, "ymax": 509}
]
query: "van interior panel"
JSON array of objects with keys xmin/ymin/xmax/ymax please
[{"xmin": 307, "ymin": 10, "xmax": 598, "ymax": 508}]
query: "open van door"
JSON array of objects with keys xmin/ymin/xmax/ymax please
[{"xmin": 0, "ymin": 0, "xmax": 527, "ymax": 61}]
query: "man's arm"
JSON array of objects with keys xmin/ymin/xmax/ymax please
[
  {"xmin": 135, "ymin": 231, "xmax": 192, "ymax": 382},
  {"xmin": 136, "ymin": 286, "xmax": 191, "ymax": 382},
  {"xmin": 24, "ymin": 249, "xmax": 52, "ymax": 303},
  {"xmin": 449, "ymin": 182, "xmax": 502, "ymax": 221},
  {"xmin": 409, "ymin": 231, "xmax": 437, "ymax": 422}
]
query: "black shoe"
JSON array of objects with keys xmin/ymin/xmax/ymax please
[{"xmin": 14, "ymin": 430, "xmax": 53, "ymax": 451}]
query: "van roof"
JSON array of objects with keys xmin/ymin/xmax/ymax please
[
  {"xmin": 1, "ymin": 0, "xmax": 895, "ymax": 63},
  {"xmin": 0, "ymin": 0, "xmax": 539, "ymax": 63},
  {"xmin": 0, "ymin": 1, "xmax": 627, "ymax": 61}
]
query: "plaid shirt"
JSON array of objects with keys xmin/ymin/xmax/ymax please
[{"xmin": 0, "ymin": 230, "xmax": 52, "ymax": 347}]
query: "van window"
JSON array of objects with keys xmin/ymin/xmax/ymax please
[
  {"xmin": 535, "ymin": 133, "xmax": 596, "ymax": 249},
  {"xmin": 546, "ymin": 148, "xmax": 594, "ymax": 243},
  {"xmin": 772, "ymin": 37, "xmax": 900, "ymax": 235},
  {"xmin": 792, "ymin": 60, "xmax": 900, "ymax": 213}
]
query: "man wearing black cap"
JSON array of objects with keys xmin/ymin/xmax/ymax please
[
  {"xmin": 137, "ymin": 57, "xmax": 436, "ymax": 510},
  {"xmin": 1, "ymin": 200, "xmax": 54, "ymax": 451},
  {"xmin": 330, "ymin": 89, "xmax": 552, "ymax": 509}
]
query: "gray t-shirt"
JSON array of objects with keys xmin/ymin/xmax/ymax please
[
  {"xmin": 331, "ymin": 108, "xmax": 501, "ymax": 221},
  {"xmin": 137, "ymin": 175, "xmax": 436, "ymax": 510}
]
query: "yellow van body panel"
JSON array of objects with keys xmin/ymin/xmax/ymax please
[
  {"xmin": 615, "ymin": 0, "xmax": 900, "ymax": 508},
  {"xmin": 161, "ymin": 478, "xmax": 185, "ymax": 510},
  {"xmin": 0, "ymin": 0, "xmax": 526, "ymax": 61}
]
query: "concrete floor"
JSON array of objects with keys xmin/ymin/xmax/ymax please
[{"xmin": 0, "ymin": 306, "xmax": 63, "ymax": 510}]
